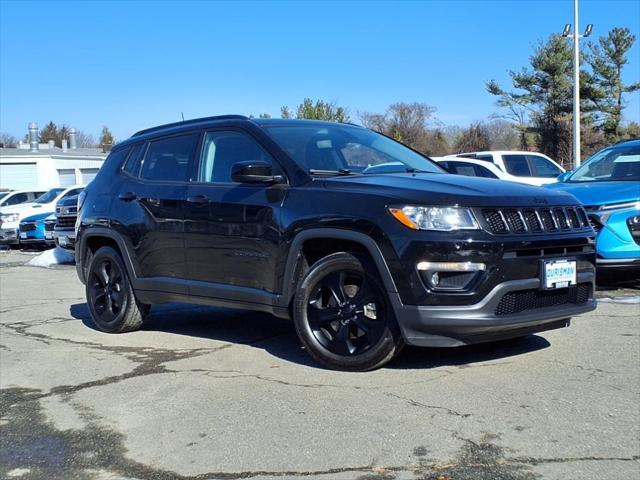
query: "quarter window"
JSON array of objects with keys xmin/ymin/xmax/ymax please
[
  {"xmin": 199, "ymin": 131, "xmax": 274, "ymax": 183},
  {"xmin": 122, "ymin": 144, "xmax": 145, "ymax": 177},
  {"xmin": 140, "ymin": 134, "xmax": 199, "ymax": 182}
]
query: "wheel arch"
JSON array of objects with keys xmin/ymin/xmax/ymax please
[
  {"xmin": 77, "ymin": 227, "xmax": 138, "ymax": 284},
  {"xmin": 279, "ymin": 228, "xmax": 398, "ymax": 307}
]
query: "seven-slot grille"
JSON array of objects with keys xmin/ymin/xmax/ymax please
[
  {"xmin": 479, "ymin": 206, "xmax": 591, "ymax": 234},
  {"xmin": 56, "ymin": 216, "xmax": 77, "ymax": 229}
]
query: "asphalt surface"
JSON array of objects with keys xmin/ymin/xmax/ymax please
[{"xmin": 1, "ymin": 250, "xmax": 639, "ymax": 480}]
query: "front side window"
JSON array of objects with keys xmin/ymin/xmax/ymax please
[
  {"xmin": 449, "ymin": 162, "xmax": 479, "ymax": 177},
  {"xmin": 570, "ymin": 145, "xmax": 640, "ymax": 182},
  {"xmin": 502, "ymin": 154, "xmax": 532, "ymax": 176},
  {"xmin": 140, "ymin": 134, "xmax": 199, "ymax": 182},
  {"xmin": 264, "ymin": 124, "xmax": 444, "ymax": 175},
  {"xmin": 199, "ymin": 131, "xmax": 274, "ymax": 183},
  {"xmin": 4, "ymin": 193, "xmax": 28, "ymax": 205},
  {"xmin": 476, "ymin": 165, "xmax": 499, "ymax": 179},
  {"xmin": 529, "ymin": 155, "xmax": 562, "ymax": 177},
  {"xmin": 34, "ymin": 188, "xmax": 65, "ymax": 204}
]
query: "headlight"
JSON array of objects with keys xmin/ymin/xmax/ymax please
[
  {"xmin": 77, "ymin": 190, "xmax": 87, "ymax": 211},
  {"xmin": 1, "ymin": 213, "xmax": 20, "ymax": 223},
  {"xmin": 388, "ymin": 206, "xmax": 479, "ymax": 231}
]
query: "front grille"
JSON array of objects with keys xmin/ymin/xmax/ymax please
[
  {"xmin": 44, "ymin": 222, "xmax": 55, "ymax": 231},
  {"xmin": 588, "ymin": 215, "xmax": 603, "ymax": 235},
  {"xmin": 495, "ymin": 283, "xmax": 592, "ymax": 316},
  {"xmin": 20, "ymin": 223, "xmax": 36, "ymax": 232},
  {"xmin": 56, "ymin": 216, "xmax": 77, "ymax": 229},
  {"xmin": 479, "ymin": 206, "xmax": 591, "ymax": 234}
]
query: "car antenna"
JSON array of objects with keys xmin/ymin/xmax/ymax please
[{"xmin": 181, "ymin": 112, "xmax": 185, "ymax": 122}]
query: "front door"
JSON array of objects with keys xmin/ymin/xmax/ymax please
[{"xmin": 184, "ymin": 129, "xmax": 286, "ymax": 294}]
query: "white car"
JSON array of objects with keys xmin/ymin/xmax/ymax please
[
  {"xmin": 0, "ymin": 189, "xmax": 47, "ymax": 208},
  {"xmin": 448, "ymin": 151, "xmax": 565, "ymax": 186},
  {"xmin": 0, "ymin": 186, "xmax": 84, "ymax": 245}
]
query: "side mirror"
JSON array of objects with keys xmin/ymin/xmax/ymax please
[
  {"xmin": 557, "ymin": 171, "xmax": 572, "ymax": 182},
  {"xmin": 231, "ymin": 161, "xmax": 283, "ymax": 184}
]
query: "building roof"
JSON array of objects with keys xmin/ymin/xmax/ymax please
[{"xmin": 0, "ymin": 147, "xmax": 107, "ymax": 159}]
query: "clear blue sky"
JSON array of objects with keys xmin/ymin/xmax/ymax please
[{"xmin": 1, "ymin": 0, "xmax": 638, "ymax": 141}]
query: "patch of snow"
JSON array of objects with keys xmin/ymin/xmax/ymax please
[
  {"xmin": 27, "ymin": 247, "xmax": 75, "ymax": 268},
  {"xmin": 597, "ymin": 296, "xmax": 640, "ymax": 305}
]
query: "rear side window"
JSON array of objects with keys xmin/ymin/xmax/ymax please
[
  {"xmin": 122, "ymin": 144, "xmax": 146, "ymax": 177},
  {"xmin": 502, "ymin": 154, "xmax": 532, "ymax": 176},
  {"xmin": 529, "ymin": 155, "xmax": 562, "ymax": 177},
  {"xmin": 141, "ymin": 134, "xmax": 200, "ymax": 182},
  {"xmin": 476, "ymin": 164, "xmax": 499, "ymax": 179},
  {"xmin": 475, "ymin": 154, "xmax": 494, "ymax": 163}
]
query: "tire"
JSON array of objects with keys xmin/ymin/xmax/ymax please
[
  {"xmin": 85, "ymin": 246, "xmax": 149, "ymax": 333},
  {"xmin": 293, "ymin": 252, "xmax": 404, "ymax": 371}
]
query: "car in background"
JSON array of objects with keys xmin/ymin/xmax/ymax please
[
  {"xmin": 54, "ymin": 193, "xmax": 81, "ymax": 250},
  {"xmin": 0, "ymin": 186, "xmax": 84, "ymax": 245},
  {"xmin": 450, "ymin": 151, "xmax": 565, "ymax": 186},
  {"xmin": 0, "ymin": 189, "xmax": 46, "ymax": 208},
  {"xmin": 18, "ymin": 212, "xmax": 55, "ymax": 248},
  {"xmin": 43, "ymin": 214, "xmax": 57, "ymax": 244},
  {"xmin": 433, "ymin": 157, "xmax": 519, "ymax": 182},
  {"xmin": 546, "ymin": 139, "xmax": 640, "ymax": 272}
]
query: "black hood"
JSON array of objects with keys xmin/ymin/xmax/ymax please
[{"xmin": 323, "ymin": 173, "xmax": 579, "ymax": 207}]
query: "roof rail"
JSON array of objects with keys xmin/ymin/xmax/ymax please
[{"xmin": 132, "ymin": 115, "xmax": 249, "ymax": 137}]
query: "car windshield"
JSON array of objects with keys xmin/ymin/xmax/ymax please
[
  {"xmin": 0, "ymin": 192, "xmax": 8, "ymax": 200},
  {"xmin": 33, "ymin": 188, "xmax": 65, "ymax": 203},
  {"xmin": 570, "ymin": 144, "xmax": 640, "ymax": 182},
  {"xmin": 264, "ymin": 124, "xmax": 445, "ymax": 175}
]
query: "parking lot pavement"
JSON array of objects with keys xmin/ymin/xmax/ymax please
[{"xmin": 1, "ymin": 253, "xmax": 639, "ymax": 480}]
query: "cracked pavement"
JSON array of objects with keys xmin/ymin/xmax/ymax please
[{"xmin": 1, "ymin": 251, "xmax": 639, "ymax": 480}]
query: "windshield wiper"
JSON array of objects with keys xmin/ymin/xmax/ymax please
[{"xmin": 309, "ymin": 168, "xmax": 353, "ymax": 176}]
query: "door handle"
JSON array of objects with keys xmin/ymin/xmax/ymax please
[
  {"xmin": 118, "ymin": 192, "xmax": 137, "ymax": 202},
  {"xmin": 187, "ymin": 195, "xmax": 209, "ymax": 206}
]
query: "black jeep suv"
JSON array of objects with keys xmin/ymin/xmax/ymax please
[{"xmin": 76, "ymin": 115, "xmax": 596, "ymax": 370}]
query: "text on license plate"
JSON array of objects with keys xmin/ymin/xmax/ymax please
[
  {"xmin": 543, "ymin": 259, "xmax": 577, "ymax": 289},
  {"xmin": 20, "ymin": 232, "xmax": 27, "ymax": 239}
]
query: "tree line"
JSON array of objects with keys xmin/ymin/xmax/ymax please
[{"xmin": 0, "ymin": 123, "xmax": 115, "ymax": 149}]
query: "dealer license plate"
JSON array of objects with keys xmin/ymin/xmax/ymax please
[
  {"xmin": 542, "ymin": 259, "xmax": 577, "ymax": 289},
  {"xmin": 45, "ymin": 232, "xmax": 53, "ymax": 240},
  {"xmin": 20, "ymin": 232, "xmax": 27, "ymax": 239},
  {"xmin": 58, "ymin": 236, "xmax": 68, "ymax": 246}
]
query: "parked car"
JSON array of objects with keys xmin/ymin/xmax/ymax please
[
  {"xmin": 0, "ymin": 189, "xmax": 46, "ymax": 208},
  {"xmin": 0, "ymin": 186, "xmax": 84, "ymax": 245},
  {"xmin": 54, "ymin": 193, "xmax": 80, "ymax": 250},
  {"xmin": 433, "ymin": 157, "xmax": 517, "ymax": 181},
  {"xmin": 43, "ymin": 214, "xmax": 57, "ymax": 244},
  {"xmin": 18, "ymin": 212, "xmax": 55, "ymax": 247},
  {"xmin": 76, "ymin": 115, "xmax": 596, "ymax": 371},
  {"xmin": 450, "ymin": 151, "xmax": 565, "ymax": 186},
  {"xmin": 546, "ymin": 139, "xmax": 640, "ymax": 272}
]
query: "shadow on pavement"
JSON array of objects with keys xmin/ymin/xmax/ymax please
[{"xmin": 70, "ymin": 302, "xmax": 551, "ymax": 371}]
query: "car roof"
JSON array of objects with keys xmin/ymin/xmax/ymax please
[
  {"xmin": 119, "ymin": 116, "xmax": 364, "ymax": 148},
  {"xmin": 458, "ymin": 151, "xmax": 549, "ymax": 156},
  {"xmin": 612, "ymin": 138, "xmax": 640, "ymax": 147}
]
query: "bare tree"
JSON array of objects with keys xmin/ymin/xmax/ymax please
[
  {"xmin": 485, "ymin": 120, "xmax": 520, "ymax": 150},
  {"xmin": 0, "ymin": 132, "xmax": 18, "ymax": 148},
  {"xmin": 75, "ymin": 130, "xmax": 97, "ymax": 148},
  {"xmin": 453, "ymin": 123, "xmax": 492, "ymax": 153}
]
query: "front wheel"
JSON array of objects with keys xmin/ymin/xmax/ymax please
[
  {"xmin": 86, "ymin": 246, "xmax": 148, "ymax": 333},
  {"xmin": 293, "ymin": 252, "xmax": 403, "ymax": 371}
]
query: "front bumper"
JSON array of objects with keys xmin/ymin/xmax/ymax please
[
  {"xmin": 53, "ymin": 227, "xmax": 76, "ymax": 250},
  {"xmin": 0, "ymin": 228, "xmax": 19, "ymax": 245},
  {"xmin": 392, "ymin": 271, "xmax": 596, "ymax": 347}
]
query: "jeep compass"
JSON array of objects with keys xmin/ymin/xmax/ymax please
[{"xmin": 76, "ymin": 115, "xmax": 597, "ymax": 370}]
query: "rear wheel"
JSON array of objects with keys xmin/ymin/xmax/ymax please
[
  {"xmin": 86, "ymin": 246, "xmax": 148, "ymax": 333},
  {"xmin": 293, "ymin": 252, "xmax": 403, "ymax": 371}
]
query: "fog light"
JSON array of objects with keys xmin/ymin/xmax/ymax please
[{"xmin": 417, "ymin": 261, "xmax": 485, "ymax": 291}]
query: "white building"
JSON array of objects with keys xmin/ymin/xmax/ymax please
[{"xmin": 0, "ymin": 123, "xmax": 107, "ymax": 190}]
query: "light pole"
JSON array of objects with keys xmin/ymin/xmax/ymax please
[{"xmin": 562, "ymin": 0, "xmax": 593, "ymax": 169}]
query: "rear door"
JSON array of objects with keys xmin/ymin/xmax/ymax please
[
  {"xmin": 183, "ymin": 129, "xmax": 286, "ymax": 294},
  {"xmin": 115, "ymin": 133, "xmax": 200, "ymax": 281}
]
